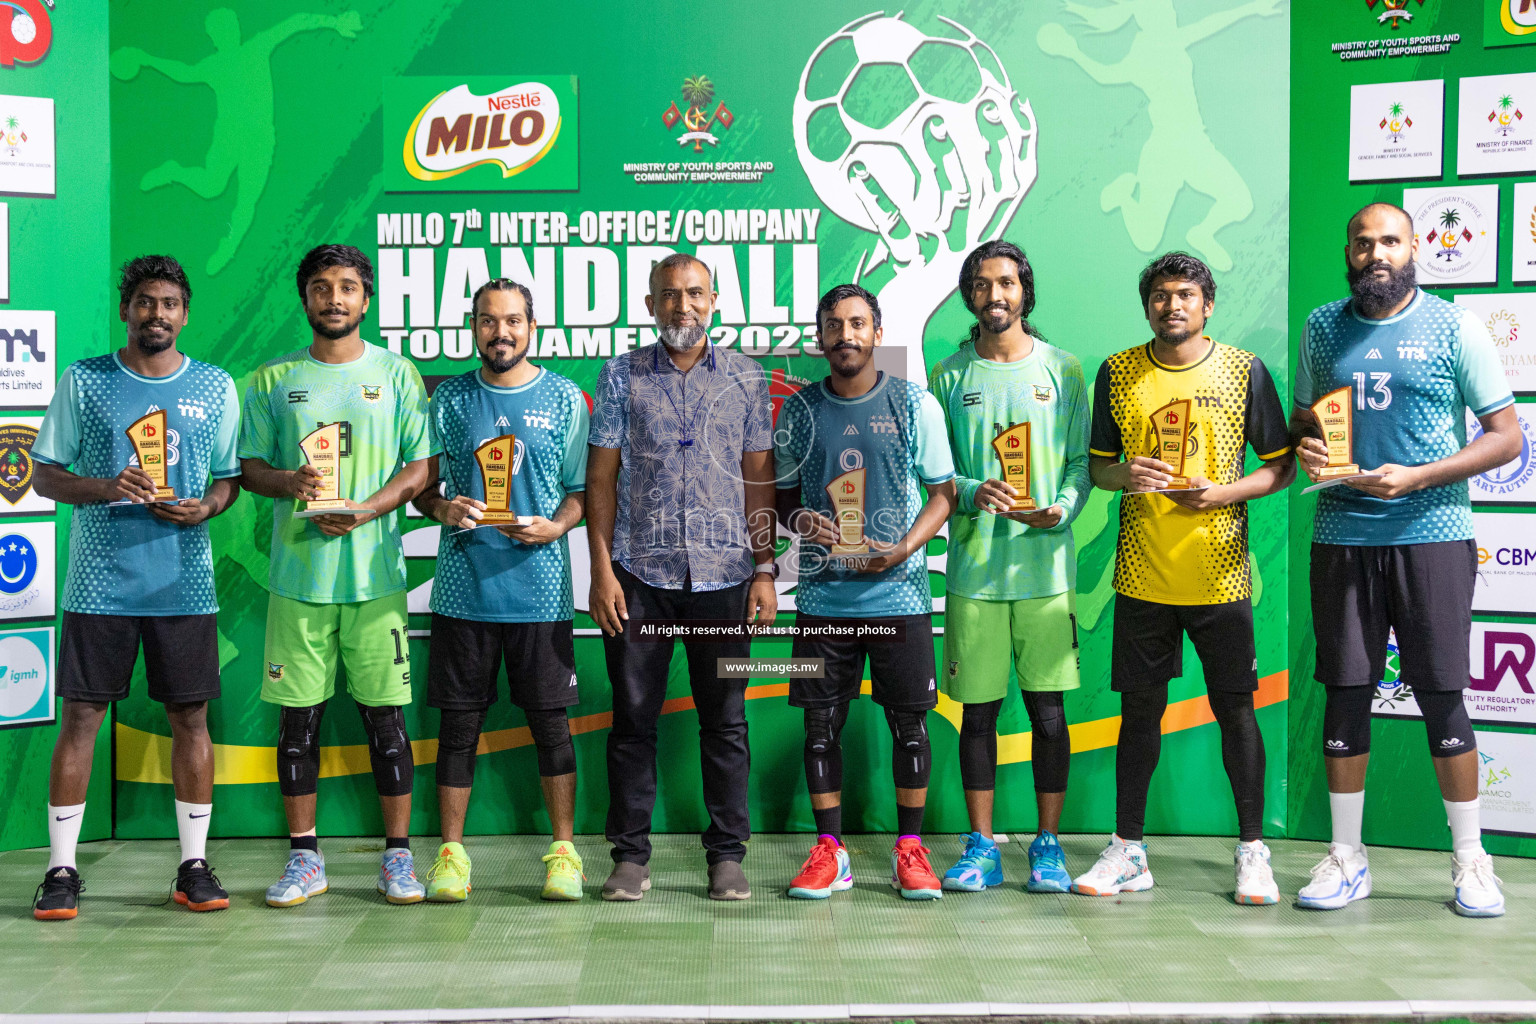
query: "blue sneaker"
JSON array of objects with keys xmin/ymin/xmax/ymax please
[
  {"xmin": 941, "ymin": 832, "xmax": 1003, "ymax": 892},
  {"xmin": 1026, "ymin": 830, "xmax": 1072, "ymax": 893},
  {"xmin": 1451, "ymin": 852, "xmax": 1504, "ymax": 918},
  {"xmin": 1296, "ymin": 843, "xmax": 1371, "ymax": 910},
  {"xmin": 378, "ymin": 847, "xmax": 425, "ymax": 905},
  {"xmin": 266, "ymin": 849, "xmax": 327, "ymax": 908}
]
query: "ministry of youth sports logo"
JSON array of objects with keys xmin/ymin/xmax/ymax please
[{"xmin": 1365, "ymin": 0, "xmax": 1425, "ymax": 29}]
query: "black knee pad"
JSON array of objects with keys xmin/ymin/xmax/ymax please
[
  {"xmin": 884, "ymin": 708, "xmax": 931, "ymax": 790},
  {"xmin": 276, "ymin": 702, "xmax": 326, "ymax": 797},
  {"xmin": 525, "ymin": 708, "xmax": 576, "ymax": 777},
  {"xmin": 1415, "ymin": 689, "xmax": 1476, "ymax": 759},
  {"xmin": 361, "ymin": 704, "xmax": 414, "ymax": 797},
  {"xmin": 1023, "ymin": 691, "xmax": 1070, "ymax": 793},
  {"xmin": 803, "ymin": 703, "xmax": 849, "ymax": 794},
  {"xmin": 1322, "ymin": 685, "xmax": 1374, "ymax": 758},
  {"xmin": 958, "ymin": 699, "xmax": 1002, "ymax": 792},
  {"xmin": 436, "ymin": 707, "xmax": 487, "ymax": 789},
  {"xmin": 1207, "ymin": 689, "xmax": 1258, "ymax": 728}
]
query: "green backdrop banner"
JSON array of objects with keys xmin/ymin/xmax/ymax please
[
  {"xmin": 0, "ymin": 0, "xmax": 113, "ymax": 853},
  {"xmin": 1287, "ymin": 0, "xmax": 1536, "ymax": 858}
]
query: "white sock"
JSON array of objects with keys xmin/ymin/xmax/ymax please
[
  {"xmin": 1329, "ymin": 790, "xmax": 1365, "ymax": 852},
  {"xmin": 1443, "ymin": 797, "xmax": 1485, "ymax": 861},
  {"xmin": 47, "ymin": 803, "xmax": 86, "ymax": 870},
  {"xmin": 175, "ymin": 800, "xmax": 212, "ymax": 864}
]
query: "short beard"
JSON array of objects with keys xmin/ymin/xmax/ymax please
[
  {"xmin": 975, "ymin": 303, "xmax": 1020, "ymax": 335},
  {"xmin": 133, "ymin": 328, "xmax": 175, "ymax": 355},
  {"xmin": 307, "ymin": 308, "xmax": 364, "ymax": 341},
  {"xmin": 828, "ymin": 344, "xmax": 870, "ymax": 379},
  {"xmin": 659, "ymin": 322, "xmax": 706, "ymax": 352},
  {"xmin": 1153, "ymin": 321, "xmax": 1196, "ymax": 346},
  {"xmin": 479, "ymin": 344, "xmax": 526, "ymax": 375},
  {"xmin": 1347, "ymin": 258, "xmax": 1417, "ymax": 317}
]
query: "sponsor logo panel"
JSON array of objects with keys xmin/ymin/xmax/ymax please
[
  {"xmin": 0, "ymin": 308, "xmax": 51, "ymax": 407},
  {"xmin": 1457, "ymin": 72, "xmax": 1536, "ymax": 176},
  {"xmin": 1473, "ymin": 730, "xmax": 1536, "ymax": 837},
  {"xmin": 1467, "ymin": 406, "xmax": 1536, "ymax": 505},
  {"xmin": 0, "ymin": 93, "xmax": 53, "ymax": 196},
  {"xmin": 1456, "ymin": 293, "xmax": 1536, "ymax": 395},
  {"xmin": 1348, "ymin": 79, "xmax": 1444, "ymax": 181},
  {"xmin": 1473, "ymin": 511, "xmax": 1536, "ymax": 615},
  {"xmin": 0, "ymin": 625, "xmax": 52, "ymax": 729},
  {"xmin": 1405, "ymin": 184, "xmax": 1499, "ymax": 287}
]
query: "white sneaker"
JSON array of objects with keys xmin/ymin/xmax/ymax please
[
  {"xmin": 1234, "ymin": 840, "xmax": 1279, "ymax": 905},
  {"xmin": 1452, "ymin": 852, "xmax": 1505, "ymax": 918},
  {"xmin": 1296, "ymin": 843, "xmax": 1371, "ymax": 910},
  {"xmin": 1071, "ymin": 835, "xmax": 1153, "ymax": 896}
]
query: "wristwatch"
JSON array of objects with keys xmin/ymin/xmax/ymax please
[{"xmin": 753, "ymin": 560, "xmax": 780, "ymax": 579}]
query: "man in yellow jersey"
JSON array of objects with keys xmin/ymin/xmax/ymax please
[{"xmin": 1077, "ymin": 252, "xmax": 1293, "ymax": 905}]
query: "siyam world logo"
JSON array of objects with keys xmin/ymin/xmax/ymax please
[
  {"xmin": 0, "ymin": 0, "xmax": 51, "ymax": 68},
  {"xmin": 387, "ymin": 76, "xmax": 578, "ymax": 193}
]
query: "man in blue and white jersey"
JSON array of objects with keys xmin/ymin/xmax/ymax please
[
  {"xmin": 1292, "ymin": 202, "xmax": 1521, "ymax": 917},
  {"xmin": 413, "ymin": 278, "xmax": 589, "ymax": 903},
  {"xmin": 775, "ymin": 283, "xmax": 956, "ymax": 901},
  {"xmin": 30, "ymin": 256, "xmax": 241, "ymax": 920}
]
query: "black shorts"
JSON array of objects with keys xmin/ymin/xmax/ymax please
[
  {"xmin": 788, "ymin": 614, "xmax": 938, "ymax": 712},
  {"xmin": 1110, "ymin": 593, "xmax": 1257, "ymax": 694},
  {"xmin": 426, "ymin": 614, "xmax": 578, "ymax": 711},
  {"xmin": 1310, "ymin": 540, "xmax": 1475, "ymax": 692},
  {"xmin": 58, "ymin": 611, "xmax": 221, "ymax": 704}
]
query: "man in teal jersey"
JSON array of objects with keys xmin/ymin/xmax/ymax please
[
  {"xmin": 239, "ymin": 244, "xmax": 437, "ymax": 907},
  {"xmin": 776, "ymin": 283, "xmax": 957, "ymax": 900},
  {"xmin": 30, "ymin": 256, "xmax": 241, "ymax": 922},
  {"xmin": 1292, "ymin": 203, "xmax": 1520, "ymax": 917},
  {"xmin": 412, "ymin": 278, "xmax": 589, "ymax": 903},
  {"xmin": 927, "ymin": 240, "xmax": 1092, "ymax": 894}
]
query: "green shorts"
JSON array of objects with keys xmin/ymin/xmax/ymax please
[
  {"xmin": 941, "ymin": 591, "xmax": 1081, "ymax": 702},
  {"xmin": 261, "ymin": 591, "xmax": 412, "ymax": 708}
]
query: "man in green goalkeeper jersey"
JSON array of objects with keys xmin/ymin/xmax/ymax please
[
  {"xmin": 239, "ymin": 244, "xmax": 437, "ymax": 907},
  {"xmin": 927, "ymin": 240, "xmax": 1092, "ymax": 894}
]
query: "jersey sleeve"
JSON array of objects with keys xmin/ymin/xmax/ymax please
[
  {"xmin": 740, "ymin": 360, "xmax": 772, "ymax": 453},
  {"xmin": 912, "ymin": 390, "xmax": 956, "ymax": 485},
  {"xmin": 1245, "ymin": 357, "xmax": 1292, "ymax": 460},
  {"xmin": 1088, "ymin": 361, "xmax": 1122, "ymax": 458},
  {"xmin": 1053, "ymin": 360, "xmax": 1093, "ymax": 528},
  {"xmin": 927, "ymin": 363, "xmax": 981, "ymax": 513},
  {"xmin": 561, "ymin": 389, "xmax": 591, "ymax": 493},
  {"xmin": 237, "ymin": 370, "xmax": 277, "ymax": 463},
  {"xmin": 772, "ymin": 395, "xmax": 803, "ymax": 489},
  {"xmin": 398, "ymin": 362, "xmax": 438, "ymax": 462},
  {"xmin": 31, "ymin": 365, "xmax": 81, "ymax": 468},
  {"xmin": 1454, "ymin": 307, "xmax": 1516, "ymax": 418},
  {"xmin": 209, "ymin": 375, "xmax": 242, "ymax": 479},
  {"xmin": 1293, "ymin": 318, "xmax": 1317, "ymax": 410},
  {"xmin": 589, "ymin": 357, "xmax": 627, "ymax": 449}
]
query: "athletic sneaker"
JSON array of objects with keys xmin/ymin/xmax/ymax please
[
  {"xmin": 541, "ymin": 840, "xmax": 584, "ymax": 901},
  {"xmin": 1296, "ymin": 843, "xmax": 1371, "ymax": 910},
  {"xmin": 173, "ymin": 858, "xmax": 230, "ymax": 912},
  {"xmin": 942, "ymin": 831, "xmax": 1002, "ymax": 892},
  {"xmin": 378, "ymin": 847, "xmax": 425, "ymax": 904},
  {"xmin": 33, "ymin": 866, "xmax": 82, "ymax": 921},
  {"xmin": 1233, "ymin": 840, "xmax": 1280, "ymax": 906},
  {"xmin": 788, "ymin": 836, "xmax": 853, "ymax": 899},
  {"xmin": 890, "ymin": 836, "xmax": 943, "ymax": 900},
  {"xmin": 1027, "ymin": 830, "xmax": 1072, "ymax": 893},
  {"xmin": 1071, "ymin": 836, "xmax": 1153, "ymax": 896},
  {"xmin": 1452, "ymin": 852, "xmax": 1505, "ymax": 918},
  {"xmin": 266, "ymin": 849, "xmax": 328, "ymax": 907},
  {"xmin": 425, "ymin": 842, "xmax": 471, "ymax": 902}
]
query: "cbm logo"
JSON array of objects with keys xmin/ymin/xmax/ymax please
[{"xmin": 0, "ymin": 328, "xmax": 45, "ymax": 364}]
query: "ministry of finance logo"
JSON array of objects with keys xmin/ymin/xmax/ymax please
[
  {"xmin": 1489, "ymin": 93, "xmax": 1525, "ymax": 137},
  {"xmin": 1365, "ymin": 0, "xmax": 1425, "ymax": 28},
  {"xmin": 663, "ymin": 75, "xmax": 735, "ymax": 153}
]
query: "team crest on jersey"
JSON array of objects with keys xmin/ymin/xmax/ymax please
[
  {"xmin": 267, "ymin": 662, "xmax": 284, "ymax": 681},
  {"xmin": 1033, "ymin": 385, "xmax": 1053, "ymax": 404},
  {"xmin": 361, "ymin": 385, "xmax": 383, "ymax": 403},
  {"xmin": 0, "ymin": 424, "xmax": 38, "ymax": 506},
  {"xmin": 947, "ymin": 659, "xmax": 958, "ymax": 678}
]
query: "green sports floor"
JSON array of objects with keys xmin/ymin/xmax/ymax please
[{"xmin": 1, "ymin": 834, "xmax": 1534, "ymax": 1022}]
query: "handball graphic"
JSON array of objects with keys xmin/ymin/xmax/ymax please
[
  {"xmin": 793, "ymin": 12, "xmax": 1037, "ymax": 275},
  {"xmin": 9, "ymin": 11, "xmax": 35, "ymax": 46}
]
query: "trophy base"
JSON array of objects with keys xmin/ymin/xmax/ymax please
[
  {"xmin": 1318, "ymin": 464, "xmax": 1361, "ymax": 479},
  {"xmin": 108, "ymin": 486, "xmax": 180, "ymax": 507},
  {"xmin": 477, "ymin": 509, "xmax": 522, "ymax": 525},
  {"xmin": 295, "ymin": 500, "xmax": 369, "ymax": 519},
  {"xmin": 830, "ymin": 542, "xmax": 869, "ymax": 556},
  {"xmin": 1004, "ymin": 497, "xmax": 1037, "ymax": 512}
]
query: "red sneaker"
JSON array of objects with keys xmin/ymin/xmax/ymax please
[
  {"xmin": 787, "ymin": 836, "xmax": 852, "ymax": 899},
  {"xmin": 891, "ymin": 836, "xmax": 942, "ymax": 900}
]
